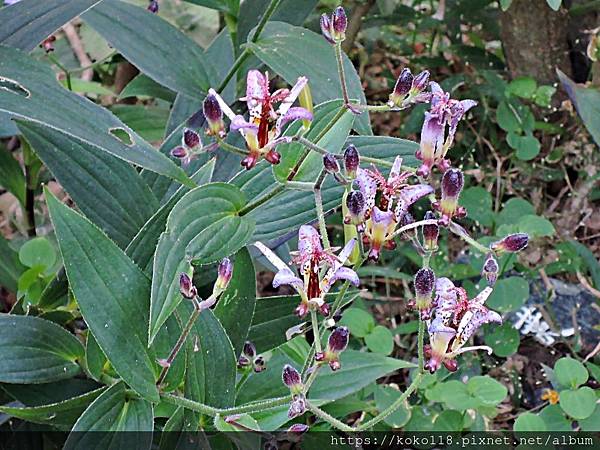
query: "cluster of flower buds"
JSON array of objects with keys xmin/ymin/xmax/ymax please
[
  {"xmin": 491, "ymin": 233, "xmax": 529, "ymax": 255},
  {"xmin": 315, "ymin": 326, "xmax": 349, "ymax": 371},
  {"xmin": 237, "ymin": 341, "xmax": 266, "ymax": 373},
  {"xmin": 178, "ymin": 258, "xmax": 233, "ymax": 310},
  {"xmin": 424, "ymin": 278, "xmax": 502, "ymax": 373},
  {"xmin": 432, "ymin": 168, "xmax": 467, "ymax": 225},
  {"xmin": 282, "ymin": 364, "xmax": 306, "ymax": 418},
  {"xmin": 320, "ymin": 6, "xmax": 347, "ymax": 44},
  {"xmin": 387, "ymin": 69, "xmax": 431, "ymax": 108},
  {"xmin": 170, "ymin": 127, "xmax": 204, "ymax": 166},
  {"xmin": 147, "ymin": 0, "xmax": 159, "ymax": 13}
]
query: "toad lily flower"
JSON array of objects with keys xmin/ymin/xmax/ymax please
[
  {"xmin": 209, "ymin": 70, "xmax": 313, "ymax": 169},
  {"xmin": 424, "ymin": 277, "xmax": 502, "ymax": 373},
  {"xmin": 416, "ymin": 82, "xmax": 477, "ymax": 178},
  {"xmin": 254, "ymin": 225, "xmax": 359, "ymax": 318},
  {"xmin": 353, "ymin": 156, "xmax": 434, "ymax": 260}
]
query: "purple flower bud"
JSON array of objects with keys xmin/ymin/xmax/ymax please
[
  {"xmin": 287, "ymin": 423, "xmax": 309, "ymax": 435},
  {"xmin": 253, "ymin": 355, "xmax": 266, "ymax": 373},
  {"xmin": 183, "ymin": 128, "xmax": 201, "ymax": 149},
  {"xmin": 319, "ymin": 14, "xmax": 334, "ymax": 44},
  {"xmin": 203, "ymin": 93, "xmax": 225, "ymax": 138},
  {"xmin": 288, "ymin": 394, "xmax": 306, "ymax": 419},
  {"xmin": 170, "ymin": 146, "xmax": 188, "ymax": 160},
  {"xmin": 282, "ymin": 364, "xmax": 303, "ymax": 393},
  {"xmin": 243, "ymin": 341, "xmax": 256, "ymax": 358},
  {"xmin": 422, "ymin": 211, "xmax": 439, "ymax": 251},
  {"xmin": 343, "ymin": 144, "xmax": 360, "ymax": 178},
  {"xmin": 179, "ymin": 272, "xmax": 197, "ymax": 299},
  {"xmin": 214, "ymin": 257, "xmax": 233, "ymax": 293},
  {"xmin": 323, "ymin": 153, "xmax": 340, "ymax": 173},
  {"xmin": 482, "ymin": 253, "xmax": 499, "ymax": 286},
  {"xmin": 332, "ymin": 6, "xmax": 347, "ymax": 39},
  {"xmin": 398, "ymin": 211, "xmax": 416, "ymax": 239},
  {"xmin": 388, "ymin": 68, "xmax": 414, "ymax": 106},
  {"xmin": 328, "ymin": 326, "xmax": 349, "ymax": 356},
  {"xmin": 441, "ymin": 168, "xmax": 464, "ymax": 199},
  {"xmin": 491, "ymin": 233, "xmax": 529, "ymax": 254},
  {"xmin": 414, "ymin": 268, "xmax": 435, "ymax": 310},
  {"xmin": 237, "ymin": 354, "xmax": 251, "ymax": 368},
  {"xmin": 411, "ymin": 70, "xmax": 430, "ymax": 93},
  {"xmin": 147, "ymin": 0, "xmax": 158, "ymax": 13},
  {"xmin": 345, "ymin": 190, "xmax": 366, "ymax": 224}
]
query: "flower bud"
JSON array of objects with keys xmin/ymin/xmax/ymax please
[
  {"xmin": 398, "ymin": 211, "xmax": 416, "ymax": 240},
  {"xmin": 253, "ymin": 355, "xmax": 266, "ymax": 373},
  {"xmin": 491, "ymin": 233, "xmax": 529, "ymax": 254},
  {"xmin": 179, "ymin": 272, "xmax": 197, "ymax": 299},
  {"xmin": 243, "ymin": 341, "xmax": 256, "ymax": 359},
  {"xmin": 287, "ymin": 423, "xmax": 309, "ymax": 435},
  {"xmin": 288, "ymin": 394, "xmax": 306, "ymax": 419},
  {"xmin": 214, "ymin": 257, "xmax": 233, "ymax": 294},
  {"xmin": 482, "ymin": 253, "xmax": 499, "ymax": 286},
  {"xmin": 343, "ymin": 144, "xmax": 360, "ymax": 179},
  {"xmin": 170, "ymin": 146, "xmax": 188, "ymax": 160},
  {"xmin": 414, "ymin": 268, "xmax": 435, "ymax": 310},
  {"xmin": 237, "ymin": 354, "xmax": 251, "ymax": 368},
  {"xmin": 264, "ymin": 149, "xmax": 281, "ymax": 165},
  {"xmin": 203, "ymin": 93, "xmax": 225, "ymax": 138},
  {"xmin": 345, "ymin": 191, "xmax": 366, "ymax": 225},
  {"xmin": 282, "ymin": 364, "xmax": 303, "ymax": 394},
  {"xmin": 440, "ymin": 168, "xmax": 464, "ymax": 222},
  {"xmin": 422, "ymin": 211, "xmax": 439, "ymax": 251},
  {"xmin": 332, "ymin": 6, "xmax": 347, "ymax": 41},
  {"xmin": 182, "ymin": 128, "xmax": 201, "ymax": 150},
  {"xmin": 319, "ymin": 14, "xmax": 335, "ymax": 45},
  {"xmin": 411, "ymin": 70, "xmax": 430, "ymax": 93},
  {"xmin": 388, "ymin": 68, "xmax": 413, "ymax": 107},
  {"xmin": 323, "ymin": 153, "xmax": 340, "ymax": 173},
  {"xmin": 328, "ymin": 326, "xmax": 349, "ymax": 353},
  {"xmin": 147, "ymin": 0, "xmax": 159, "ymax": 13},
  {"xmin": 298, "ymin": 83, "xmax": 313, "ymax": 130}
]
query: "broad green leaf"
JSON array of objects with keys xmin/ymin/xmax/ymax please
[
  {"xmin": 433, "ymin": 410, "xmax": 463, "ymax": 431},
  {"xmin": 126, "ymin": 160, "xmax": 215, "ymax": 273},
  {"xmin": 507, "ymin": 77, "xmax": 537, "ymax": 99},
  {"xmin": 554, "ymin": 357, "xmax": 588, "ymax": 389},
  {"xmin": 1, "ymin": 378, "xmax": 100, "ymax": 406},
  {"xmin": 460, "ymin": 186, "xmax": 494, "ymax": 227},
  {"xmin": 496, "ymin": 197, "xmax": 535, "ymax": 226},
  {"xmin": 0, "ymin": 314, "xmax": 84, "ymax": 383},
  {"xmin": 484, "ymin": 322, "xmax": 520, "ymax": 357},
  {"xmin": 534, "ymin": 85, "xmax": 556, "ymax": 107},
  {"xmin": 19, "ymin": 120, "xmax": 159, "ymax": 249},
  {"xmin": 426, "ymin": 380, "xmax": 481, "ymax": 410},
  {"xmin": 153, "ymin": 315, "xmax": 186, "ymax": 393},
  {"xmin": 346, "ymin": 135, "xmax": 419, "ymax": 167},
  {"xmin": 486, "ymin": 276, "xmax": 529, "ymax": 313},
  {"xmin": 0, "ymin": 387, "xmax": 105, "ymax": 430},
  {"xmin": 365, "ymin": 325, "xmax": 394, "ymax": 355},
  {"xmin": 579, "ymin": 405, "xmax": 600, "ymax": 431},
  {"xmin": 213, "ymin": 247, "xmax": 257, "ymax": 357},
  {"xmin": 0, "ymin": 145, "xmax": 25, "ymax": 205},
  {"xmin": 83, "ymin": 0, "xmax": 212, "ymax": 98},
  {"xmin": 559, "ymin": 387, "xmax": 597, "ymax": 420},
  {"xmin": 184, "ymin": 0, "xmax": 237, "ymax": 14},
  {"xmin": 539, "ymin": 404, "xmax": 572, "ymax": 431},
  {"xmin": 46, "ymin": 192, "xmax": 159, "ymax": 402},
  {"xmin": 60, "ymin": 78, "xmax": 114, "ymax": 97},
  {"xmin": 247, "ymin": 22, "xmax": 370, "ymax": 135},
  {"xmin": 558, "ymin": 70, "xmax": 600, "ymax": 147},
  {"xmin": 499, "ymin": 0, "xmax": 513, "ymax": 11},
  {"xmin": 65, "ymin": 382, "xmax": 153, "ymax": 450},
  {"xmin": 85, "ymin": 333, "xmax": 106, "ymax": 382},
  {"xmin": 0, "ymin": 235, "xmax": 26, "ymax": 293},
  {"xmin": 18, "ymin": 236, "xmax": 56, "ymax": 270},
  {"xmin": 182, "ymin": 304, "xmax": 237, "ymax": 408},
  {"xmin": 0, "ymin": 46, "xmax": 190, "ymax": 185},
  {"xmin": 119, "ymin": 74, "xmax": 176, "ymax": 102},
  {"xmin": 339, "ymin": 308, "xmax": 375, "ymax": 338},
  {"xmin": 514, "ymin": 412, "xmax": 547, "ymax": 431},
  {"xmin": 516, "ymin": 214, "xmax": 555, "ymax": 237},
  {"xmin": 508, "ymin": 133, "xmax": 541, "ymax": 161},
  {"xmin": 111, "ymin": 105, "xmax": 169, "ymax": 143},
  {"xmin": 467, "ymin": 375, "xmax": 507, "ymax": 406},
  {"xmin": 149, "ymin": 183, "xmax": 253, "ymax": 342},
  {"xmin": 375, "ymin": 385, "xmax": 411, "ymax": 428},
  {"xmin": 0, "ymin": 0, "xmax": 103, "ymax": 52},
  {"xmin": 546, "ymin": 0, "xmax": 562, "ymax": 11},
  {"xmin": 568, "ymin": 240, "xmax": 600, "ymax": 289}
]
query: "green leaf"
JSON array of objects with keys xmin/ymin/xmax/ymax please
[
  {"xmin": 119, "ymin": 74, "xmax": 176, "ymax": 102},
  {"xmin": 516, "ymin": 214, "xmax": 555, "ymax": 237},
  {"xmin": 433, "ymin": 410, "xmax": 463, "ymax": 431},
  {"xmin": 19, "ymin": 120, "xmax": 159, "ymax": 249},
  {"xmin": 247, "ymin": 22, "xmax": 370, "ymax": 135},
  {"xmin": 339, "ymin": 308, "xmax": 375, "ymax": 338},
  {"xmin": 484, "ymin": 322, "xmax": 520, "ymax": 357},
  {"xmin": 347, "ymin": 135, "xmax": 420, "ymax": 167},
  {"xmin": 85, "ymin": 333, "xmax": 106, "ymax": 382},
  {"xmin": 554, "ymin": 357, "xmax": 589, "ymax": 389},
  {"xmin": 539, "ymin": 404, "xmax": 572, "ymax": 431},
  {"xmin": 0, "ymin": 146, "xmax": 25, "ymax": 205},
  {"xmin": 126, "ymin": 160, "xmax": 215, "ymax": 273},
  {"xmin": 460, "ymin": 186, "xmax": 494, "ymax": 227},
  {"xmin": 2, "ymin": 378, "xmax": 99, "ymax": 406},
  {"xmin": 496, "ymin": 101, "xmax": 521, "ymax": 133},
  {"xmin": 0, "ymin": 46, "xmax": 190, "ymax": 185},
  {"xmin": 559, "ymin": 387, "xmax": 597, "ymax": 420},
  {"xmin": 514, "ymin": 412, "xmax": 547, "ymax": 431},
  {"xmin": 365, "ymin": 326, "xmax": 394, "ymax": 355},
  {"xmin": 499, "ymin": 0, "xmax": 513, "ymax": 11},
  {"xmin": 486, "ymin": 276, "xmax": 530, "ymax": 313},
  {"xmin": 149, "ymin": 183, "xmax": 253, "ymax": 342},
  {"xmin": 497, "ymin": 198, "xmax": 535, "ymax": 226},
  {"xmin": 64, "ymin": 382, "xmax": 153, "ymax": 449},
  {"xmin": 546, "ymin": 0, "xmax": 562, "ymax": 11},
  {"xmin": 579, "ymin": 405, "xmax": 600, "ymax": 431},
  {"xmin": 467, "ymin": 376, "xmax": 507, "ymax": 406},
  {"xmin": 534, "ymin": 85, "xmax": 556, "ymax": 107},
  {"xmin": 0, "ymin": 387, "xmax": 105, "ymax": 430},
  {"xmin": 558, "ymin": 70, "xmax": 600, "ymax": 147},
  {"xmin": 0, "ymin": 314, "xmax": 84, "ymax": 383},
  {"xmin": 18, "ymin": 236, "xmax": 56, "ymax": 270},
  {"xmin": 83, "ymin": 0, "xmax": 211, "ymax": 98},
  {"xmin": 426, "ymin": 380, "xmax": 481, "ymax": 410},
  {"xmin": 0, "ymin": 235, "xmax": 25, "ymax": 293},
  {"xmin": 213, "ymin": 247, "xmax": 257, "ymax": 357},
  {"xmin": 46, "ymin": 191, "xmax": 159, "ymax": 402},
  {"xmin": 111, "ymin": 105, "xmax": 169, "ymax": 143},
  {"xmin": 374, "ymin": 385, "xmax": 411, "ymax": 428},
  {"xmin": 0, "ymin": 0, "xmax": 103, "ymax": 52},
  {"xmin": 509, "ymin": 134, "xmax": 541, "ymax": 161},
  {"xmin": 507, "ymin": 77, "xmax": 537, "ymax": 99},
  {"xmin": 567, "ymin": 240, "xmax": 600, "ymax": 289}
]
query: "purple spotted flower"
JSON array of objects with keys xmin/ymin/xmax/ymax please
[
  {"xmin": 254, "ymin": 226, "xmax": 359, "ymax": 318},
  {"xmin": 416, "ymin": 82, "xmax": 477, "ymax": 178},
  {"xmin": 424, "ymin": 278, "xmax": 501, "ymax": 373},
  {"xmin": 207, "ymin": 70, "xmax": 313, "ymax": 169}
]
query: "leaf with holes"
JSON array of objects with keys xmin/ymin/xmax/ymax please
[
  {"xmin": 46, "ymin": 191, "xmax": 159, "ymax": 403},
  {"xmin": 0, "ymin": 314, "xmax": 84, "ymax": 384},
  {"xmin": 0, "ymin": 46, "xmax": 190, "ymax": 186},
  {"xmin": 149, "ymin": 183, "xmax": 254, "ymax": 343}
]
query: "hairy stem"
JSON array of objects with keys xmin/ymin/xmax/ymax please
[
  {"xmin": 314, "ymin": 169, "xmax": 329, "ymax": 249},
  {"xmin": 307, "ymin": 400, "xmax": 355, "ymax": 432},
  {"xmin": 334, "ymin": 42, "xmax": 351, "ymax": 107},
  {"xmin": 160, "ymin": 393, "xmax": 289, "ymax": 416},
  {"xmin": 448, "ymin": 221, "xmax": 490, "ymax": 254},
  {"xmin": 310, "ymin": 309, "xmax": 322, "ymax": 354}
]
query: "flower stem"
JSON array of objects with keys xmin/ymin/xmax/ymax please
[
  {"xmin": 334, "ymin": 42, "xmax": 352, "ymax": 108},
  {"xmin": 314, "ymin": 169, "xmax": 330, "ymax": 249},
  {"xmin": 216, "ymin": 138, "xmax": 249, "ymax": 156},
  {"xmin": 310, "ymin": 309, "xmax": 322, "ymax": 354},
  {"xmin": 307, "ymin": 400, "xmax": 355, "ymax": 432},
  {"xmin": 448, "ymin": 221, "xmax": 490, "ymax": 254},
  {"xmin": 418, "ymin": 317, "xmax": 425, "ymax": 373},
  {"xmin": 160, "ymin": 392, "xmax": 290, "ymax": 416},
  {"xmin": 389, "ymin": 219, "xmax": 438, "ymax": 240}
]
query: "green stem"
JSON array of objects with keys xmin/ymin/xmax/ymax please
[
  {"xmin": 47, "ymin": 54, "xmax": 72, "ymax": 91},
  {"xmin": 448, "ymin": 221, "xmax": 490, "ymax": 254},
  {"xmin": 303, "ymin": 365, "xmax": 320, "ymax": 391},
  {"xmin": 314, "ymin": 169, "xmax": 329, "ymax": 249},
  {"xmin": 70, "ymin": 50, "xmax": 117, "ymax": 74},
  {"xmin": 216, "ymin": 138, "xmax": 249, "ymax": 156},
  {"xmin": 216, "ymin": 48, "xmax": 249, "ymax": 93},
  {"xmin": 160, "ymin": 393, "xmax": 289, "ymax": 416},
  {"xmin": 250, "ymin": 0, "xmax": 282, "ymax": 43},
  {"xmin": 418, "ymin": 318, "xmax": 425, "ymax": 373},
  {"xmin": 307, "ymin": 400, "xmax": 355, "ymax": 432},
  {"xmin": 310, "ymin": 309, "xmax": 322, "ymax": 354},
  {"xmin": 334, "ymin": 42, "xmax": 351, "ymax": 107}
]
